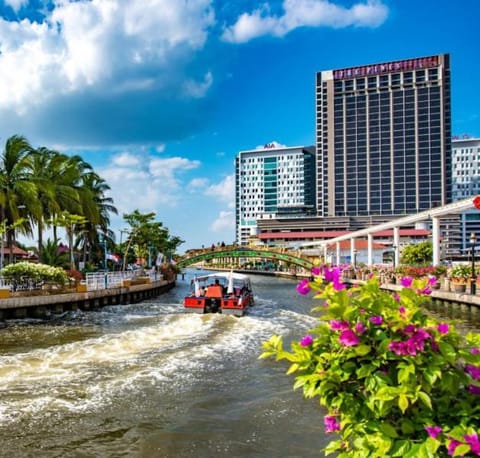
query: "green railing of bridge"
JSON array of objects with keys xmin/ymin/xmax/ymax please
[{"xmin": 177, "ymin": 247, "xmax": 314, "ymax": 270}]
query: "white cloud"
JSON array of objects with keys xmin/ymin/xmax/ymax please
[
  {"xmin": 0, "ymin": 0, "xmax": 215, "ymax": 114},
  {"xmin": 112, "ymin": 152, "xmax": 141, "ymax": 167},
  {"xmin": 222, "ymin": 0, "xmax": 388, "ymax": 43},
  {"xmin": 210, "ymin": 210, "xmax": 235, "ymax": 233},
  {"xmin": 204, "ymin": 174, "xmax": 235, "ymax": 208},
  {"xmin": 187, "ymin": 177, "xmax": 209, "ymax": 191},
  {"xmin": 100, "ymin": 151, "xmax": 201, "ymax": 216}
]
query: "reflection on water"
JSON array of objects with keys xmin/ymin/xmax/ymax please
[{"xmin": 0, "ymin": 270, "xmax": 478, "ymax": 457}]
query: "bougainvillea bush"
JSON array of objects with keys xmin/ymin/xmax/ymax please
[{"xmin": 260, "ymin": 267, "xmax": 480, "ymax": 457}]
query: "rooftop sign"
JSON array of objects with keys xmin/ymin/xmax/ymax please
[{"xmin": 333, "ymin": 55, "xmax": 439, "ymax": 80}]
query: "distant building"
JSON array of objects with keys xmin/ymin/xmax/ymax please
[
  {"xmin": 315, "ymin": 53, "xmax": 452, "ymax": 218},
  {"xmin": 452, "ymin": 136, "xmax": 480, "ymax": 253},
  {"xmin": 235, "ymin": 145, "xmax": 316, "ymax": 245}
]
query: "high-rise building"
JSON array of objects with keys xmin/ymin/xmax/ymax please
[
  {"xmin": 315, "ymin": 54, "xmax": 452, "ymax": 218},
  {"xmin": 235, "ymin": 145, "xmax": 315, "ymax": 245}
]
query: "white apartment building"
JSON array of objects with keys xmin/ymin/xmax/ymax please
[
  {"xmin": 235, "ymin": 144, "xmax": 315, "ymax": 245},
  {"xmin": 452, "ymin": 136, "xmax": 480, "ymax": 252}
]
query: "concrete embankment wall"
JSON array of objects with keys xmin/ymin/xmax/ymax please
[{"xmin": 0, "ymin": 280, "xmax": 175, "ymax": 321}]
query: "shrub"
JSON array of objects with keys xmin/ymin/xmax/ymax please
[
  {"xmin": 1, "ymin": 262, "xmax": 69, "ymax": 286},
  {"xmin": 261, "ymin": 267, "xmax": 480, "ymax": 457}
]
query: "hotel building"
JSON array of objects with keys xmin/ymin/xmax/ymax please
[
  {"xmin": 235, "ymin": 145, "xmax": 315, "ymax": 245},
  {"xmin": 315, "ymin": 53, "xmax": 452, "ymax": 218}
]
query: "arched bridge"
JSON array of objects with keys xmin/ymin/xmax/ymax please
[{"xmin": 177, "ymin": 247, "xmax": 315, "ymax": 270}]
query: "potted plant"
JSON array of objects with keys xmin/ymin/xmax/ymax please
[{"xmin": 449, "ymin": 263, "xmax": 472, "ymax": 293}]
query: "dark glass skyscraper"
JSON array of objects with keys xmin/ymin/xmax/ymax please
[{"xmin": 315, "ymin": 54, "xmax": 451, "ymax": 218}]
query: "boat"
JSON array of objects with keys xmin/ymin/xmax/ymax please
[{"xmin": 184, "ymin": 271, "xmax": 254, "ymax": 317}]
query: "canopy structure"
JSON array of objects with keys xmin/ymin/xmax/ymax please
[{"xmin": 298, "ymin": 196, "xmax": 480, "ymax": 266}]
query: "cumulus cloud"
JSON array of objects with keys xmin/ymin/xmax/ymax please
[
  {"xmin": 100, "ymin": 150, "xmax": 201, "ymax": 216},
  {"xmin": 222, "ymin": 0, "xmax": 388, "ymax": 43},
  {"xmin": 204, "ymin": 174, "xmax": 235, "ymax": 208},
  {"xmin": 0, "ymin": 0, "xmax": 216, "ymax": 146},
  {"xmin": 210, "ymin": 210, "xmax": 235, "ymax": 233}
]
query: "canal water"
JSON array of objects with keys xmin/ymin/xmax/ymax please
[{"xmin": 0, "ymin": 271, "xmax": 479, "ymax": 458}]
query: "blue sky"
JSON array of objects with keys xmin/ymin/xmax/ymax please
[{"xmin": 0, "ymin": 0, "xmax": 478, "ymax": 253}]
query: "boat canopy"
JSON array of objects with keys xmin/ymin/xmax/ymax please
[{"xmin": 194, "ymin": 272, "xmax": 250, "ymax": 282}]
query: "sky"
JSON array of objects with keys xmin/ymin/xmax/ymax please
[{"xmin": 0, "ymin": 0, "xmax": 478, "ymax": 253}]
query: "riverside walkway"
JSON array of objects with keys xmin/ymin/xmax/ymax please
[{"xmin": 0, "ymin": 273, "xmax": 175, "ymax": 321}]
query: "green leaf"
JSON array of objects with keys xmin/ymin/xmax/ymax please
[
  {"xmin": 439, "ymin": 341, "xmax": 456, "ymax": 363},
  {"xmin": 355, "ymin": 344, "xmax": 371, "ymax": 356},
  {"xmin": 398, "ymin": 395, "xmax": 409, "ymax": 413},
  {"xmin": 416, "ymin": 391, "xmax": 432, "ymax": 409},
  {"xmin": 454, "ymin": 444, "xmax": 471, "ymax": 456},
  {"xmin": 390, "ymin": 439, "xmax": 411, "ymax": 456},
  {"xmin": 379, "ymin": 422, "xmax": 399, "ymax": 438},
  {"xmin": 286, "ymin": 363, "xmax": 299, "ymax": 375}
]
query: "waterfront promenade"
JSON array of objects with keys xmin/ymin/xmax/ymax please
[{"xmin": 0, "ymin": 277, "xmax": 175, "ymax": 321}]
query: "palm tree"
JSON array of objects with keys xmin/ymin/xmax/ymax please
[{"xmin": 0, "ymin": 135, "xmax": 38, "ymax": 265}]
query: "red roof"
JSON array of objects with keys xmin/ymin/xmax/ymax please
[{"xmin": 258, "ymin": 229, "xmax": 430, "ymax": 240}]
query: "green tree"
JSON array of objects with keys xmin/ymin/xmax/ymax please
[
  {"xmin": 39, "ymin": 238, "xmax": 69, "ymax": 268},
  {"xmin": 400, "ymin": 240, "xmax": 433, "ymax": 266},
  {"xmin": 0, "ymin": 135, "xmax": 38, "ymax": 264}
]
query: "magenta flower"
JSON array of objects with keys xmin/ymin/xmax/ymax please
[
  {"xmin": 394, "ymin": 294, "xmax": 401, "ymax": 303},
  {"xmin": 355, "ymin": 321, "xmax": 367, "ymax": 335},
  {"xmin": 330, "ymin": 320, "xmax": 350, "ymax": 331},
  {"xmin": 339, "ymin": 329, "xmax": 360, "ymax": 347},
  {"xmin": 417, "ymin": 286, "xmax": 432, "ymax": 295},
  {"xmin": 469, "ymin": 385, "xmax": 480, "ymax": 395},
  {"xmin": 401, "ymin": 276, "xmax": 413, "ymax": 288},
  {"xmin": 464, "ymin": 432, "xmax": 480, "ymax": 455},
  {"xmin": 398, "ymin": 305, "xmax": 405, "ymax": 313},
  {"xmin": 369, "ymin": 315, "xmax": 383, "ymax": 325},
  {"xmin": 437, "ymin": 323, "xmax": 449, "ymax": 334},
  {"xmin": 333, "ymin": 278, "xmax": 346, "ymax": 291},
  {"xmin": 425, "ymin": 425, "xmax": 442, "ymax": 439},
  {"xmin": 300, "ymin": 334, "xmax": 314, "ymax": 347},
  {"xmin": 427, "ymin": 276, "xmax": 438, "ymax": 287},
  {"xmin": 324, "ymin": 415, "xmax": 341, "ymax": 433},
  {"xmin": 472, "ymin": 348, "xmax": 480, "ymax": 355},
  {"xmin": 466, "ymin": 365, "xmax": 480, "ymax": 380},
  {"xmin": 311, "ymin": 266, "xmax": 321, "ymax": 276},
  {"xmin": 448, "ymin": 439, "xmax": 462, "ymax": 456},
  {"xmin": 296, "ymin": 278, "xmax": 311, "ymax": 295}
]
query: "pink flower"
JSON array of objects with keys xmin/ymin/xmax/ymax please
[
  {"xmin": 417, "ymin": 286, "xmax": 432, "ymax": 295},
  {"xmin": 324, "ymin": 415, "xmax": 341, "ymax": 433},
  {"xmin": 472, "ymin": 348, "xmax": 480, "ymax": 355},
  {"xmin": 469, "ymin": 385, "xmax": 480, "ymax": 395},
  {"xmin": 448, "ymin": 439, "xmax": 462, "ymax": 456},
  {"xmin": 425, "ymin": 425, "xmax": 442, "ymax": 439},
  {"xmin": 427, "ymin": 276, "xmax": 438, "ymax": 287},
  {"xmin": 369, "ymin": 315, "xmax": 383, "ymax": 325},
  {"xmin": 355, "ymin": 322, "xmax": 367, "ymax": 335},
  {"xmin": 398, "ymin": 304, "xmax": 405, "ymax": 313},
  {"xmin": 466, "ymin": 365, "xmax": 480, "ymax": 380},
  {"xmin": 300, "ymin": 334, "xmax": 314, "ymax": 347},
  {"xmin": 464, "ymin": 432, "xmax": 480, "ymax": 455},
  {"xmin": 311, "ymin": 266, "xmax": 321, "ymax": 276},
  {"xmin": 296, "ymin": 279, "xmax": 311, "ymax": 295},
  {"xmin": 339, "ymin": 329, "xmax": 360, "ymax": 347},
  {"xmin": 401, "ymin": 276, "xmax": 413, "ymax": 288},
  {"xmin": 437, "ymin": 323, "xmax": 449, "ymax": 334},
  {"xmin": 333, "ymin": 278, "xmax": 346, "ymax": 291},
  {"xmin": 330, "ymin": 320, "xmax": 350, "ymax": 331}
]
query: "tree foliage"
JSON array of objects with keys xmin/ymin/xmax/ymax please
[{"xmin": 400, "ymin": 241, "xmax": 433, "ymax": 266}]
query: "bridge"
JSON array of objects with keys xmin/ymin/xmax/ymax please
[{"xmin": 177, "ymin": 247, "xmax": 315, "ymax": 271}]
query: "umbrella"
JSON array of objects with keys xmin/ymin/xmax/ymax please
[
  {"xmin": 194, "ymin": 277, "xmax": 201, "ymax": 297},
  {"xmin": 227, "ymin": 270, "xmax": 234, "ymax": 295}
]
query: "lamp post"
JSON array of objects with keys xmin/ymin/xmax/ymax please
[
  {"xmin": 470, "ymin": 232, "xmax": 476, "ymax": 295},
  {"xmin": 392, "ymin": 244, "xmax": 397, "ymax": 269}
]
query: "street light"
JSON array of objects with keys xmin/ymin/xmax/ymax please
[
  {"xmin": 470, "ymin": 232, "xmax": 476, "ymax": 295},
  {"xmin": 392, "ymin": 244, "xmax": 397, "ymax": 269}
]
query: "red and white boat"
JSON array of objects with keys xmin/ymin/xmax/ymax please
[{"xmin": 184, "ymin": 271, "xmax": 254, "ymax": 317}]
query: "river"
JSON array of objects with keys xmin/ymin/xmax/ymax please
[{"xmin": 0, "ymin": 270, "xmax": 479, "ymax": 458}]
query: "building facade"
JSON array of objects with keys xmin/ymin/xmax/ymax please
[
  {"xmin": 235, "ymin": 145, "xmax": 315, "ymax": 245},
  {"xmin": 452, "ymin": 136, "xmax": 480, "ymax": 254},
  {"xmin": 315, "ymin": 54, "xmax": 452, "ymax": 218}
]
